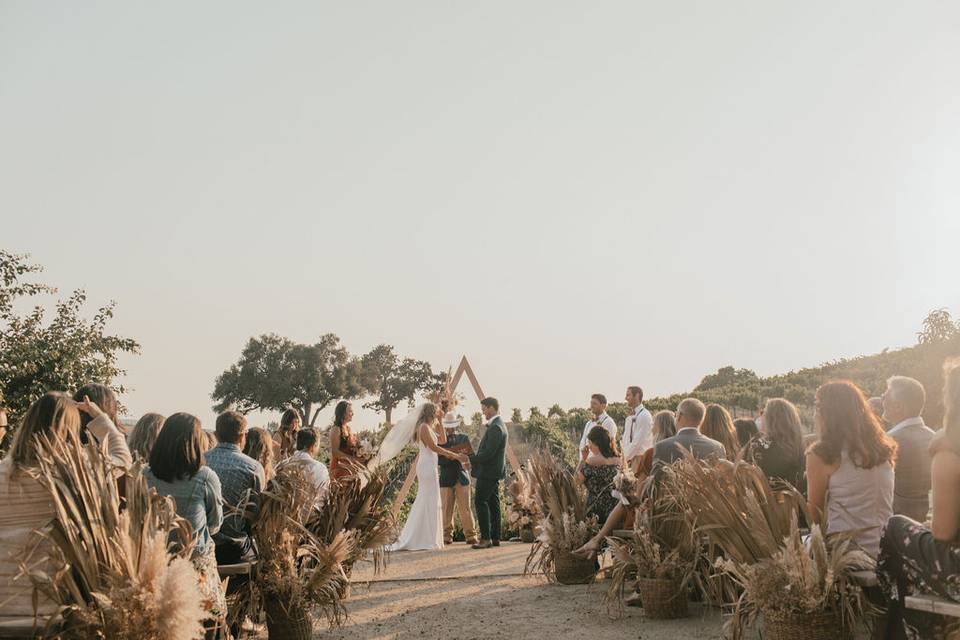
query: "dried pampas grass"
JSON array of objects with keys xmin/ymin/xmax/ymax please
[{"xmin": 21, "ymin": 434, "xmax": 206, "ymax": 640}]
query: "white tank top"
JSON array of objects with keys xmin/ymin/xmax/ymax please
[{"xmin": 826, "ymin": 449, "xmax": 894, "ymax": 557}]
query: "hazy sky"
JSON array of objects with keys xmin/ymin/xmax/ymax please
[{"xmin": 2, "ymin": 2, "xmax": 959, "ymax": 430}]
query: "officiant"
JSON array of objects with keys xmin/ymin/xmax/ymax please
[{"xmin": 439, "ymin": 412, "xmax": 479, "ymax": 545}]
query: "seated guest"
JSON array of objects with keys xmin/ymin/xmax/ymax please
[
  {"xmin": 273, "ymin": 407, "xmax": 301, "ymax": 460},
  {"xmin": 653, "ymin": 398, "xmax": 725, "ymax": 467},
  {"xmin": 127, "ymin": 412, "xmax": 165, "ymax": 461},
  {"xmin": 574, "ymin": 410, "xmax": 678, "ymax": 558},
  {"xmin": 576, "ymin": 426, "xmax": 621, "ymax": 523},
  {"xmin": 145, "ymin": 413, "xmax": 225, "ymax": 637},
  {"xmin": 747, "ymin": 398, "xmax": 805, "ymax": 490},
  {"xmin": 621, "ymin": 386, "xmax": 653, "ymax": 470},
  {"xmin": 243, "ymin": 426, "xmax": 276, "ymax": 482},
  {"xmin": 0, "ymin": 403, "xmax": 8, "ymax": 444},
  {"xmin": 734, "ymin": 418, "xmax": 759, "ymax": 448},
  {"xmin": 329, "ymin": 400, "xmax": 362, "ymax": 481},
  {"xmin": 281, "ymin": 427, "xmax": 330, "ymax": 506},
  {"xmin": 578, "ymin": 393, "xmax": 617, "ymax": 456},
  {"xmin": 806, "ymin": 381, "xmax": 896, "ymax": 557},
  {"xmin": 700, "ymin": 403, "xmax": 740, "ymax": 459},
  {"xmin": 205, "ymin": 411, "xmax": 266, "ymax": 565},
  {"xmin": 72, "ymin": 383, "xmax": 133, "ymax": 470},
  {"xmin": 0, "ymin": 392, "xmax": 130, "ymax": 623},
  {"xmin": 882, "ymin": 376, "xmax": 936, "ymax": 522},
  {"xmin": 879, "ymin": 361, "xmax": 960, "ymax": 639}
]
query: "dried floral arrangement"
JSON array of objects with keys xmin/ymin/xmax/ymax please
[
  {"xmin": 507, "ymin": 466, "xmax": 540, "ymax": 531},
  {"xmin": 523, "ymin": 450, "xmax": 599, "ymax": 580},
  {"xmin": 23, "ymin": 435, "xmax": 206, "ymax": 640}
]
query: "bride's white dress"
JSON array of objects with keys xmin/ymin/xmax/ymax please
[{"xmin": 388, "ymin": 438, "xmax": 444, "ymax": 551}]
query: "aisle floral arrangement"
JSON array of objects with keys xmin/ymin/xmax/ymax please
[
  {"xmin": 24, "ymin": 435, "xmax": 207, "ymax": 640},
  {"xmin": 523, "ymin": 450, "xmax": 599, "ymax": 584},
  {"xmin": 507, "ymin": 467, "xmax": 540, "ymax": 542}
]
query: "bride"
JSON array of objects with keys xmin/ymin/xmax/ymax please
[{"xmin": 371, "ymin": 402, "xmax": 469, "ymax": 551}]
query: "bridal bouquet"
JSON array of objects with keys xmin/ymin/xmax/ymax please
[{"xmin": 356, "ymin": 437, "xmax": 377, "ymax": 464}]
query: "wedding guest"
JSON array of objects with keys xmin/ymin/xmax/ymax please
[
  {"xmin": 127, "ymin": 412, "xmax": 165, "ymax": 461},
  {"xmin": 879, "ymin": 361, "xmax": 960, "ymax": 639},
  {"xmin": 621, "ymin": 386, "xmax": 653, "ymax": 469},
  {"xmin": 0, "ymin": 403, "xmax": 8, "ymax": 444},
  {"xmin": 282, "ymin": 427, "xmax": 330, "ymax": 506},
  {"xmin": 244, "ymin": 427, "xmax": 276, "ymax": 481},
  {"xmin": 0, "ymin": 392, "xmax": 130, "ymax": 623},
  {"xmin": 652, "ymin": 398, "xmax": 725, "ymax": 467},
  {"xmin": 205, "ymin": 411, "xmax": 266, "ymax": 565},
  {"xmin": 273, "ymin": 407, "xmax": 301, "ymax": 459},
  {"xmin": 747, "ymin": 398, "xmax": 805, "ymax": 490},
  {"xmin": 882, "ymin": 376, "xmax": 936, "ymax": 522},
  {"xmin": 439, "ymin": 412, "xmax": 479, "ymax": 545},
  {"xmin": 144, "ymin": 413, "xmax": 226, "ymax": 638},
  {"xmin": 204, "ymin": 430, "xmax": 218, "ymax": 451},
  {"xmin": 806, "ymin": 381, "xmax": 896, "ymax": 557},
  {"xmin": 329, "ymin": 400, "xmax": 361, "ymax": 481},
  {"xmin": 72, "ymin": 384, "xmax": 132, "ymax": 470},
  {"xmin": 734, "ymin": 418, "xmax": 759, "ymax": 448},
  {"xmin": 700, "ymin": 404, "xmax": 740, "ymax": 459},
  {"xmin": 635, "ymin": 410, "xmax": 679, "ymax": 477},
  {"xmin": 576, "ymin": 426, "xmax": 622, "ymax": 523},
  {"xmin": 868, "ymin": 396, "xmax": 885, "ymax": 419},
  {"xmin": 578, "ymin": 393, "xmax": 617, "ymax": 453},
  {"xmin": 470, "ymin": 397, "xmax": 508, "ymax": 550}
]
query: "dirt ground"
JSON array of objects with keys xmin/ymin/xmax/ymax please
[{"xmin": 304, "ymin": 541, "xmax": 725, "ymax": 640}]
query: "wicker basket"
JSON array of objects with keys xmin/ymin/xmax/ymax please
[
  {"xmin": 520, "ymin": 527, "xmax": 536, "ymax": 543},
  {"xmin": 636, "ymin": 577, "xmax": 688, "ymax": 619},
  {"xmin": 763, "ymin": 609, "xmax": 847, "ymax": 640},
  {"xmin": 554, "ymin": 551, "xmax": 596, "ymax": 585},
  {"xmin": 264, "ymin": 597, "xmax": 313, "ymax": 640}
]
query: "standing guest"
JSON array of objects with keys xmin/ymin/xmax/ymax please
[
  {"xmin": 0, "ymin": 392, "xmax": 130, "ymax": 623},
  {"xmin": 439, "ymin": 412, "xmax": 479, "ymax": 545},
  {"xmin": 127, "ymin": 412, "xmax": 165, "ymax": 461},
  {"xmin": 273, "ymin": 407, "xmax": 302, "ymax": 460},
  {"xmin": 576, "ymin": 426, "xmax": 621, "ymax": 523},
  {"xmin": 329, "ymin": 400, "xmax": 362, "ymax": 481},
  {"xmin": 652, "ymin": 398, "xmax": 725, "ymax": 467},
  {"xmin": 747, "ymin": 398, "xmax": 805, "ymax": 490},
  {"xmin": 144, "ymin": 413, "xmax": 226, "ymax": 638},
  {"xmin": 882, "ymin": 376, "xmax": 936, "ymax": 522},
  {"xmin": 578, "ymin": 393, "xmax": 617, "ymax": 454},
  {"xmin": 700, "ymin": 404, "xmax": 740, "ymax": 459},
  {"xmin": 734, "ymin": 418, "xmax": 760, "ymax": 448},
  {"xmin": 878, "ymin": 361, "xmax": 960, "ymax": 640},
  {"xmin": 470, "ymin": 397, "xmax": 508, "ymax": 550},
  {"xmin": 281, "ymin": 427, "xmax": 330, "ymax": 506},
  {"xmin": 621, "ymin": 386, "xmax": 653, "ymax": 470},
  {"xmin": 244, "ymin": 427, "xmax": 276, "ymax": 482},
  {"xmin": 806, "ymin": 381, "xmax": 896, "ymax": 557},
  {"xmin": 205, "ymin": 411, "xmax": 266, "ymax": 565}
]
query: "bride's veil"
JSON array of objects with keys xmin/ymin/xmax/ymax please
[{"xmin": 369, "ymin": 403, "xmax": 426, "ymax": 469}]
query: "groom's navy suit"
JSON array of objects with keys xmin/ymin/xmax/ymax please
[{"xmin": 469, "ymin": 416, "xmax": 508, "ymax": 542}]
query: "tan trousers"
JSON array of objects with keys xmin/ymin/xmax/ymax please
[{"xmin": 440, "ymin": 484, "xmax": 478, "ymax": 542}]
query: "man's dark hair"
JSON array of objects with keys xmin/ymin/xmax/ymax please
[
  {"xmin": 149, "ymin": 413, "xmax": 205, "ymax": 483},
  {"xmin": 591, "ymin": 393, "xmax": 608, "ymax": 406},
  {"xmin": 480, "ymin": 397, "xmax": 499, "ymax": 411},
  {"xmin": 296, "ymin": 427, "xmax": 319, "ymax": 452},
  {"xmin": 628, "ymin": 386, "xmax": 643, "ymax": 403},
  {"xmin": 215, "ymin": 411, "xmax": 247, "ymax": 444}
]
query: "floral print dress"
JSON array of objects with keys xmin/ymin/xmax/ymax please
[{"xmin": 581, "ymin": 463, "xmax": 619, "ymax": 524}]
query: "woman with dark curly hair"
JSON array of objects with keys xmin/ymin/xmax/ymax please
[{"xmin": 576, "ymin": 425, "xmax": 621, "ymax": 523}]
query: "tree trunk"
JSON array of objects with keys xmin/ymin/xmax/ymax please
[
  {"xmin": 303, "ymin": 400, "xmax": 313, "ymax": 427},
  {"xmin": 384, "ymin": 407, "xmax": 392, "ymax": 426}
]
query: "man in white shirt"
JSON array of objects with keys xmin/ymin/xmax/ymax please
[
  {"xmin": 283, "ymin": 427, "xmax": 330, "ymax": 507},
  {"xmin": 579, "ymin": 393, "xmax": 617, "ymax": 454},
  {"xmin": 621, "ymin": 386, "xmax": 653, "ymax": 467}
]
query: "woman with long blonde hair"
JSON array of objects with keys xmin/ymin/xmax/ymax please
[
  {"xmin": 700, "ymin": 403, "xmax": 740, "ymax": 459},
  {"xmin": 243, "ymin": 426, "xmax": 276, "ymax": 481},
  {"xmin": 127, "ymin": 412, "xmax": 165, "ymax": 461}
]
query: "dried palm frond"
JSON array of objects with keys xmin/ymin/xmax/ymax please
[
  {"xmin": 523, "ymin": 450, "xmax": 598, "ymax": 580},
  {"xmin": 306, "ymin": 466, "xmax": 396, "ymax": 575},
  {"xmin": 22, "ymin": 433, "xmax": 205, "ymax": 640},
  {"xmin": 718, "ymin": 524, "xmax": 875, "ymax": 640}
]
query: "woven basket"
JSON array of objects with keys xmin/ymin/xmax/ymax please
[
  {"xmin": 520, "ymin": 527, "xmax": 536, "ymax": 543},
  {"xmin": 554, "ymin": 551, "xmax": 596, "ymax": 585},
  {"xmin": 264, "ymin": 597, "xmax": 313, "ymax": 640},
  {"xmin": 636, "ymin": 577, "xmax": 688, "ymax": 619},
  {"xmin": 763, "ymin": 609, "xmax": 846, "ymax": 640}
]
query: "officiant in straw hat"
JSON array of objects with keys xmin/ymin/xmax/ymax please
[{"xmin": 439, "ymin": 412, "xmax": 478, "ymax": 545}]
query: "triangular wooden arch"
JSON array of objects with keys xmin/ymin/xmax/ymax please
[{"xmin": 390, "ymin": 355, "xmax": 520, "ymax": 517}]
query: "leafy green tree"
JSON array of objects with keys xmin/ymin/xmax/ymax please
[
  {"xmin": 360, "ymin": 344, "xmax": 436, "ymax": 425},
  {"xmin": 510, "ymin": 408, "xmax": 523, "ymax": 423},
  {"xmin": 546, "ymin": 404, "xmax": 565, "ymax": 418},
  {"xmin": 212, "ymin": 333, "xmax": 364, "ymax": 425},
  {"xmin": 0, "ymin": 251, "xmax": 140, "ymax": 431},
  {"xmin": 695, "ymin": 366, "xmax": 759, "ymax": 391},
  {"xmin": 917, "ymin": 308, "xmax": 959, "ymax": 345},
  {"xmin": 528, "ymin": 406, "xmax": 543, "ymax": 418}
]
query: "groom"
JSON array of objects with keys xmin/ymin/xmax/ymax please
[{"xmin": 469, "ymin": 397, "xmax": 508, "ymax": 550}]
